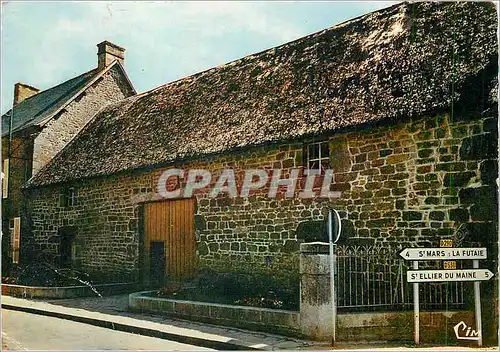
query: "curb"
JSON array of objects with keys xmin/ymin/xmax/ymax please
[
  {"xmin": 2, "ymin": 304, "xmax": 261, "ymax": 351},
  {"xmin": 1, "ymin": 282, "xmax": 139, "ymax": 299}
]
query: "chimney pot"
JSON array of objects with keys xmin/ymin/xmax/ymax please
[
  {"xmin": 97, "ymin": 41, "xmax": 125, "ymax": 70},
  {"xmin": 13, "ymin": 83, "xmax": 39, "ymax": 106}
]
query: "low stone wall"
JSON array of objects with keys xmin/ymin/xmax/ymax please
[
  {"xmin": 337, "ymin": 310, "xmax": 474, "ymax": 343},
  {"xmin": 129, "ymin": 291, "xmax": 300, "ymax": 336},
  {"xmin": 1, "ymin": 282, "xmax": 139, "ymax": 299},
  {"xmin": 129, "ymin": 291, "xmax": 473, "ymax": 342}
]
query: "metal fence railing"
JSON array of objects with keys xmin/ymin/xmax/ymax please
[{"xmin": 335, "ymin": 245, "xmax": 467, "ymax": 311}]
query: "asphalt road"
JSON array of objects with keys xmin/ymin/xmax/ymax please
[{"xmin": 1, "ymin": 309, "xmax": 214, "ymax": 350}]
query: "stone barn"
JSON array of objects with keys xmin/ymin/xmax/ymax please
[{"xmin": 26, "ymin": 1, "xmax": 497, "ymax": 341}]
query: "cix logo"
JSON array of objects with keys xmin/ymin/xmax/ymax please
[{"xmin": 453, "ymin": 321, "xmax": 480, "ymax": 341}]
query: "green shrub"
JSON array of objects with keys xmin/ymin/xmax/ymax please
[{"xmin": 164, "ymin": 268, "xmax": 299, "ymax": 310}]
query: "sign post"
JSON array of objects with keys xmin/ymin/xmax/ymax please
[
  {"xmin": 400, "ymin": 246, "xmax": 491, "ymax": 347},
  {"xmin": 328, "ymin": 209, "xmax": 341, "ymax": 346},
  {"xmin": 413, "ymin": 260, "xmax": 419, "ymax": 345},
  {"xmin": 473, "ymin": 259, "xmax": 483, "ymax": 347}
]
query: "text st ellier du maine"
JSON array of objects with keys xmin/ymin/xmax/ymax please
[
  {"xmin": 409, "ymin": 269, "xmax": 490, "ymax": 281},
  {"xmin": 157, "ymin": 168, "xmax": 342, "ymax": 199}
]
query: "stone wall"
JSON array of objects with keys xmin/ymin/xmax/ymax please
[
  {"xmin": 2, "ymin": 135, "xmax": 33, "ymax": 218},
  {"xmin": 27, "ymin": 111, "xmax": 498, "ymax": 283},
  {"xmin": 2, "ymin": 134, "xmax": 33, "ymax": 269},
  {"xmin": 32, "ymin": 65, "xmax": 134, "ymax": 175}
]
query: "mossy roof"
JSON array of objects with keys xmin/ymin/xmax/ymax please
[{"xmin": 30, "ymin": 1, "xmax": 498, "ymax": 187}]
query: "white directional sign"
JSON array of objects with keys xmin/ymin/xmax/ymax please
[
  {"xmin": 407, "ymin": 269, "xmax": 494, "ymax": 283},
  {"xmin": 404, "ymin": 246, "xmax": 491, "ymax": 347},
  {"xmin": 400, "ymin": 247, "xmax": 487, "ymax": 260}
]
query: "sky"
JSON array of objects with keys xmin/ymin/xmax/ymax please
[{"xmin": 1, "ymin": 1, "xmax": 396, "ymax": 115}]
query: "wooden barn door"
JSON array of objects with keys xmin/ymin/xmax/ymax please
[{"xmin": 143, "ymin": 199, "xmax": 195, "ymax": 283}]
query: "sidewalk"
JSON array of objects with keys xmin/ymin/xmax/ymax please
[
  {"xmin": 1, "ymin": 294, "xmax": 321, "ymax": 350},
  {"xmin": 1, "ymin": 294, "xmax": 497, "ymax": 351}
]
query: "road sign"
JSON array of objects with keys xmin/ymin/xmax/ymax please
[
  {"xmin": 405, "ymin": 246, "xmax": 491, "ymax": 347},
  {"xmin": 407, "ymin": 269, "xmax": 494, "ymax": 282},
  {"xmin": 400, "ymin": 247, "xmax": 487, "ymax": 260}
]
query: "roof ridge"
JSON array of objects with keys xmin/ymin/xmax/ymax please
[
  {"xmin": 27, "ymin": 61, "xmax": 133, "ymax": 129},
  {"xmin": 1, "ymin": 67, "xmax": 98, "ymax": 118},
  {"xmin": 36, "ymin": 67, "xmax": 98, "ymax": 95},
  {"xmin": 135, "ymin": 1, "xmax": 406, "ymax": 98},
  {"xmin": 31, "ymin": 69, "xmax": 101, "ymax": 120},
  {"xmin": 27, "ymin": 1, "xmax": 498, "ymax": 187},
  {"xmin": 1, "ymin": 60, "xmax": 137, "ymax": 137}
]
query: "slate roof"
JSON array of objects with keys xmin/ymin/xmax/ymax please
[
  {"xmin": 30, "ymin": 1, "xmax": 498, "ymax": 187},
  {"xmin": 1, "ymin": 61, "xmax": 136, "ymax": 137},
  {"xmin": 2, "ymin": 69, "xmax": 99, "ymax": 137}
]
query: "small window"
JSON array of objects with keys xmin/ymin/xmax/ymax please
[
  {"xmin": 305, "ymin": 141, "xmax": 330, "ymax": 171},
  {"xmin": 68, "ymin": 188, "xmax": 76, "ymax": 207},
  {"xmin": 60, "ymin": 187, "xmax": 77, "ymax": 208}
]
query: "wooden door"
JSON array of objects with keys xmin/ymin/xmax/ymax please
[
  {"xmin": 58, "ymin": 226, "xmax": 76, "ymax": 268},
  {"xmin": 149, "ymin": 241, "xmax": 166, "ymax": 286},
  {"xmin": 144, "ymin": 199, "xmax": 195, "ymax": 280}
]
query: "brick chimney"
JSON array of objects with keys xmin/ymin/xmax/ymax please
[
  {"xmin": 13, "ymin": 83, "xmax": 39, "ymax": 106},
  {"xmin": 97, "ymin": 41, "xmax": 125, "ymax": 70}
]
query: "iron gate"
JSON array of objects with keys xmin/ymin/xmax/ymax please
[{"xmin": 335, "ymin": 245, "xmax": 467, "ymax": 311}]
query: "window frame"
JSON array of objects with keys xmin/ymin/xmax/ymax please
[
  {"xmin": 305, "ymin": 140, "xmax": 330, "ymax": 172},
  {"xmin": 60, "ymin": 187, "xmax": 77, "ymax": 208},
  {"xmin": 67, "ymin": 187, "xmax": 76, "ymax": 207}
]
